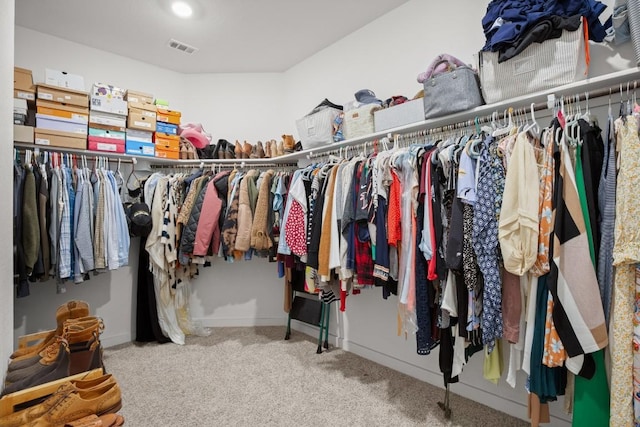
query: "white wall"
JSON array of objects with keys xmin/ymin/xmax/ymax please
[
  {"xmin": 1, "ymin": 0, "xmax": 15, "ymax": 381},
  {"xmin": 284, "ymin": 0, "xmax": 636, "ymax": 425}
]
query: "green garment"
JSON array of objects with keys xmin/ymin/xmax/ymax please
[{"xmin": 573, "ymin": 142, "xmax": 610, "ymax": 427}]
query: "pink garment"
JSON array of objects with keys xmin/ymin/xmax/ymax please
[
  {"xmin": 426, "ymin": 152, "xmax": 438, "ymax": 281},
  {"xmin": 417, "ymin": 54, "xmax": 467, "ymax": 83},
  {"xmin": 193, "ymin": 177, "xmax": 223, "ymax": 256}
]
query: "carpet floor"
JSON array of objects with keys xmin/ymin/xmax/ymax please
[{"xmin": 104, "ymin": 326, "xmax": 528, "ymax": 426}]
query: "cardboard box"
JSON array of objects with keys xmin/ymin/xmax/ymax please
[
  {"xmin": 36, "ymin": 102, "xmax": 89, "ymax": 123},
  {"xmin": 374, "ymin": 99, "xmax": 425, "ymax": 132},
  {"xmin": 154, "ymin": 133, "xmax": 180, "ymax": 151},
  {"xmin": 14, "ymin": 98, "xmax": 28, "ymax": 114},
  {"xmin": 88, "ymin": 136, "xmax": 125, "ymax": 153},
  {"xmin": 90, "ymin": 96, "xmax": 128, "ymax": 116},
  {"xmin": 155, "ymin": 148, "xmax": 179, "ymax": 160},
  {"xmin": 14, "ymin": 89, "xmax": 36, "ymax": 102},
  {"xmin": 156, "ymin": 122, "xmax": 177, "ymax": 135},
  {"xmin": 90, "ymin": 111, "xmax": 127, "ymax": 128},
  {"xmin": 126, "ymin": 129, "xmax": 153, "ymax": 143},
  {"xmin": 128, "ymin": 110, "xmax": 156, "ymax": 131},
  {"xmin": 90, "ymin": 122, "xmax": 126, "ymax": 133},
  {"xmin": 36, "ymin": 114, "xmax": 88, "ymax": 134},
  {"xmin": 89, "ymin": 127, "xmax": 126, "ymax": 140},
  {"xmin": 156, "ymin": 108, "xmax": 181, "ymax": 125},
  {"xmin": 14, "ymin": 66, "xmax": 35, "ymax": 100},
  {"xmin": 34, "ymin": 128, "xmax": 86, "ymax": 149},
  {"xmin": 129, "ymin": 106, "xmax": 157, "ymax": 120},
  {"xmin": 92, "ymin": 83, "xmax": 126, "ymax": 100},
  {"xmin": 128, "ymin": 102, "xmax": 157, "ymax": 118},
  {"xmin": 125, "ymin": 90, "xmax": 153, "ymax": 105},
  {"xmin": 37, "ymin": 84, "xmax": 89, "ymax": 108},
  {"xmin": 45, "ymin": 69, "xmax": 85, "ymax": 91},
  {"xmin": 14, "ymin": 113, "xmax": 27, "ymax": 125},
  {"xmin": 14, "ymin": 124, "xmax": 34, "ymax": 143},
  {"xmin": 125, "ymin": 140, "xmax": 155, "ymax": 157}
]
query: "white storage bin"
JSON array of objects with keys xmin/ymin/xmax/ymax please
[
  {"xmin": 295, "ymin": 107, "xmax": 342, "ymax": 150},
  {"xmin": 343, "ymin": 104, "xmax": 377, "ymax": 140},
  {"xmin": 374, "ymin": 99, "xmax": 425, "ymax": 132}
]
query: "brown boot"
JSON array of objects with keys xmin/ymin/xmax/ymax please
[
  {"xmin": 10, "ymin": 301, "xmax": 90, "ymax": 362},
  {"xmin": 256, "ymin": 141, "xmax": 265, "ymax": 158},
  {"xmin": 234, "ymin": 140, "xmax": 243, "ymax": 159},
  {"xmin": 264, "ymin": 140, "xmax": 272, "ymax": 158},
  {"xmin": 276, "ymin": 140, "xmax": 285, "ymax": 157},
  {"xmin": 282, "ymin": 134, "xmax": 295, "ymax": 153},
  {"xmin": 242, "ymin": 141, "xmax": 252, "ymax": 159}
]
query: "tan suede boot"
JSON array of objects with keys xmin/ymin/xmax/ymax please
[
  {"xmin": 282, "ymin": 134, "xmax": 295, "ymax": 153},
  {"xmin": 264, "ymin": 140, "xmax": 272, "ymax": 158},
  {"xmin": 242, "ymin": 141, "xmax": 252, "ymax": 159}
]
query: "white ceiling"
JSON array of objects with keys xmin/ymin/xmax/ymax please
[{"xmin": 15, "ymin": 0, "xmax": 408, "ymax": 74}]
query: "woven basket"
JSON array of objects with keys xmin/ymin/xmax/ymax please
[{"xmin": 343, "ymin": 104, "xmax": 378, "ymax": 140}]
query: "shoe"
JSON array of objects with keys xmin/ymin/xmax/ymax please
[
  {"xmin": 264, "ymin": 140, "xmax": 272, "ymax": 158},
  {"xmin": 8, "ymin": 317, "xmax": 103, "ymax": 375},
  {"xmin": 0, "ymin": 375, "xmax": 116, "ymax": 427},
  {"xmin": 294, "ymin": 141, "xmax": 303, "ymax": 152},
  {"xmin": 276, "ymin": 140, "xmax": 285, "ymax": 157},
  {"xmin": 242, "ymin": 141, "xmax": 252, "ymax": 159},
  {"xmin": 282, "ymin": 134, "xmax": 295, "ymax": 153},
  {"xmin": 23, "ymin": 380, "xmax": 122, "ymax": 427},
  {"xmin": 255, "ymin": 141, "xmax": 265, "ymax": 158},
  {"xmin": 2, "ymin": 340, "xmax": 71, "ymax": 397},
  {"xmin": 225, "ymin": 142, "xmax": 236, "ymax": 160},
  {"xmin": 63, "ymin": 413, "xmax": 125, "ymax": 427},
  {"xmin": 234, "ymin": 140, "xmax": 243, "ymax": 159},
  {"xmin": 11, "ymin": 301, "xmax": 89, "ymax": 361}
]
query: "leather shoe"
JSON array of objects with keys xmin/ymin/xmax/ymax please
[
  {"xmin": 25, "ymin": 380, "xmax": 121, "ymax": 427},
  {"xmin": 0, "ymin": 375, "xmax": 116, "ymax": 427}
]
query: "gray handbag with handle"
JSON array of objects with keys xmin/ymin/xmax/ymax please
[{"xmin": 423, "ymin": 59, "xmax": 484, "ymax": 119}]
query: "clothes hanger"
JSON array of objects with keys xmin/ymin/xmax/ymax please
[{"xmin": 492, "ymin": 107, "xmax": 514, "ymax": 137}]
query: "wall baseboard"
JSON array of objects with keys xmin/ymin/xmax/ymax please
[
  {"xmin": 102, "ymin": 333, "xmax": 131, "ymax": 349},
  {"xmin": 291, "ymin": 323, "xmax": 571, "ymax": 426},
  {"xmin": 196, "ymin": 316, "xmax": 288, "ymax": 328}
]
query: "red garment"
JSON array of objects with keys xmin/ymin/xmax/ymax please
[
  {"xmin": 387, "ymin": 170, "xmax": 402, "ymax": 246},
  {"xmin": 285, "ymin": 200, "xmax": 307, "ymax": 256},
  {"xmin": 426, "ymin": 154, "xmax": 438, "ymax": 281},
  {"xmin": 355, "ymin": 223, "xmax": 374, "ymax": 286}
]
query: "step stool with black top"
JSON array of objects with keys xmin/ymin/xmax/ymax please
[{"xmin": 284, "ymin": 267, "xmax": 330, "ymax": 354}]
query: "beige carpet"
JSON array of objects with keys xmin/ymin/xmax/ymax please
[{"xmin": 104, "ymin": 327, "xmax": 528, "ymax": 426}]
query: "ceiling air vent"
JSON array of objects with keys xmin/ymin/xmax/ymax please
[{"xmin": 167, "ymin": 39, "xmax": 198, "ymax": 54}]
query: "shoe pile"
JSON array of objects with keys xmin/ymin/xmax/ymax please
[
  {"xmin": 0, "ymin": 301, "xmax": 125, "ymax": 426},
  {"xmin": 231, "ymin": 135, "xmax": 303, "ymax": 159}
]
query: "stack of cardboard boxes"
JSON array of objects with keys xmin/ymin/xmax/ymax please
[
  {"xmin": 154, "ymin": 102, "xmax": 181, "ymax": 160},
  {"xmin": 88, "ymin": 83, "xmax": 128, "ymax": 153},
  {"xmin": 34, "ymin": 69, "xmax": 89, "ymax": 149},
  {"xmin": 14, "ymin": 67, "xmax": 36, "ymax": 145},
  {"xmin": 125, "ymin": 90, "xmax": 156, "ymax": 157}
]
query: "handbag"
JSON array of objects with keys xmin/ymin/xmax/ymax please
[
  {"xmin": 479, "ymin": 18, "xmax": 589, "ymax": 104},
  {"xmin": 422, "ymin": 59, "xmax": 484, "ymax": 119}
]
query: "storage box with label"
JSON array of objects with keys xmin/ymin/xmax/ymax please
[
  {"xmin": 154, "ymin": 133, "xmax": 180, "ymax": 152},
  {"xmin": 125, "ymin": 90, "xmax": 154, "ymax": 105},
  {"xmin": 36, "ymin": 101, "xmax": 89, "ymax": 123},
  {"xmin": 14, "ymin": 99, "xmax": 28, "ymax": 124},
  {"xmin": 89, "ymin": 127, "xmax": 126, "ymax": 140},
  {"xmin": 128, "ymin": 110, "xmax": 156, "ymax": 131},
  {"xmin": 156, "ymin": 122, "xmax": 177, "ymax": 135},
  {"xmin": 45, "ymin": 69, "xmax": 85, "ymax": 91},
  {"xmin": 35, "ymin": 128, "xmax": 86, "ymax": 149},
  {"xmin": 155, "ymin": 148, "xmax": 179, "ymax": 160},
  {"xmin": 90, "ymin": 96, "xmax": 128, "ymax": 116},
  {"xmin": 14, "ymin": 125, "xmax": 34, "ymax": 143},
  {"xmin": 126, "ymin": 129, "xmax": 153, "ymax": 143},
  {"xmin": 343, "ymin": 104, "xmax": 378, "ymax": 140},
  {"xmin": 14, "ymin": 67, "xmax": 35, "ymax": 102},
  {"xmin": 90, "ymin": 111, "xmax": 127, "ymax": 128},
  {"xmin": 88, "ymin": 136, "xmax": 125, "ymax": 153},
  {"xmin": 295, "ymin": 106, "xmax": 342, "ymax": 150},
  {"xmin": 92, "ymin": 83, "xmax": 126, "ymax": 100},
  {"xmin": 374, "ymin": 98, "xmax": 426, "ymax": 132},
  {"xmin": 91, "ymin": 122, "xmax": 126, "ymax": 133},
  {"xmin": 156, "ymin": 108, "xmax": 181, "ymax": 125},
  {"xmin": 126, "ymin": 140, "xmax": 155, "ymax": 157},
  {"xmin": 129, "ymin": 102, "xmax": 157, "ymax": 119},
  {"xmin": 37, "ymin": 84, "xmax": 89, "ymax": 108},
  {"xmin": 36, "ymin": 114, "xmax": 88, "ymax": 134}
]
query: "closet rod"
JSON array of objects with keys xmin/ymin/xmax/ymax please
[
  {"xmin": 149, "ymin": 161, "xmax": 298, "ymax": 170},
  {"xmin": 13, "ymin": 142, "xmax": 137, "ymax": 164}
]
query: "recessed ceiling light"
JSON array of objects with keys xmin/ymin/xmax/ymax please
[{"xmin": 171, "ymin": 1, "xmax": 193, "ymax": 18}]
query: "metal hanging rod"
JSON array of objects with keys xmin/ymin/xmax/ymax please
[
  {"xmin": 13, "ymin": 142, "xmax": 138, "ymax": 164},
  {"xmin": 150, "ymin": 161, "xmax": 297, "ymax": 170}
]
